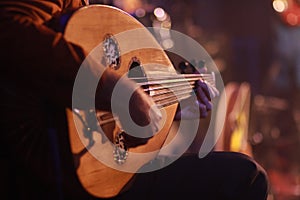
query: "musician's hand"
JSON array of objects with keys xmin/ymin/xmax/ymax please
[
  {"xmin": 174, "ymin": 61, "xmax": 219, "ymax": 120},
  {"xmin": 174, "ymin": 80, "xmax": 217, "ymax": 120},
  {"xmin": 96, "ymin": 69, "xmax": 162, "ymax": 147}
]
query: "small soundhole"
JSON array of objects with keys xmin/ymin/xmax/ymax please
[{"xmin": 127, "ymin": 57, "xmax": 149, "ymax": 93}]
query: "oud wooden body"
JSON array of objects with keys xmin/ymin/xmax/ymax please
[{"xmin": 64, "ymin": 5, "xmax": 178, "ymax": 198}]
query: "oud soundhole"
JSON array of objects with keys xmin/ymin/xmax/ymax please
[{"xmin": 127, "ymin": 57, "xmax": 149, "ymax": 93}]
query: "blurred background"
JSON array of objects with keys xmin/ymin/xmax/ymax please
[{"xmin": 91, "ymin": 0, "xmax": 300, "ymax": 199}]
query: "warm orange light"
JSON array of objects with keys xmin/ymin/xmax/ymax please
[
  {"xmin": 286, "ymin": 13, "xmax": 299, "ymax": 25},
  {"xmin": 113, "ymin": 0, "xmax": 141, "ymax": 13}
]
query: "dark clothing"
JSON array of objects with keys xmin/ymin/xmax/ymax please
[
  {"xmin": 0, "ymin": 1, "xmax": 269, "ymax": 199},
  {"xmin": 118, "ymin": 152, "xmax": 268, "ymax": 200},
  {"xmin": 0, "ymin": 1, "xmax": 87, "ymax": 199}
]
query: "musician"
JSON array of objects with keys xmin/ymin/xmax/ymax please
[{"xmin": 0, "ymin": 0, "xmax": 269, "ymax": 199}]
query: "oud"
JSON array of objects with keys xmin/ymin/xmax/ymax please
[{"xmin": 64, "ymin": 5, "xmax": 216, "ymax": 198}]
